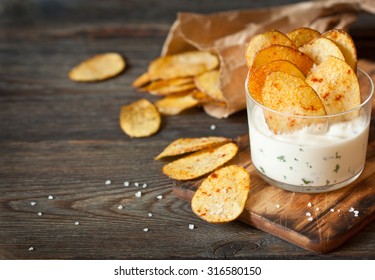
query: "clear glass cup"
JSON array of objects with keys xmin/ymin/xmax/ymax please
[{"xmin": 245, "ymin": 68, "xmax": 374, "ymax": 193}]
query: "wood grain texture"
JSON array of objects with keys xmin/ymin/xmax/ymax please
[{"xmin": 0, "ymin": 0, "xmax": 374, "ymax": 259}]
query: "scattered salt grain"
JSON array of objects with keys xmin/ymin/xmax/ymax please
[
  {"xmin": 124, "ymin": 181, "xmax": 130, "ymax": 187},
  {"xmin": 275, "ymin": 204, "xmax": 280, "ymax": 209},
  {"xmin": 306, "ymin": 212, "xmax": 312, "ymax": 217},
  {"xmin": 330, "ymin": 208, "xmax": 335, "ymax": 212},
  {"xmin": 48, "ymin": 195, "xmax": 54, "ymax": 200},
  {"xmin": 105, "ymin": 180, "xmax": 111, "ymax": 185},
  {"xmin": 349, "ymin": 207, "xmax": 355, "ymax": 212},
  {"xmin": 142, "ymin": 183, "xmax": 148, "ymax": 188},
  {"xmin": 210, "ymin": 124, "xmax": 216, "ymax": 130},
  {"xmin": 156, "ymin": 195, "xmax": 163, "ymax": 200},
  {"xmin": 37, "ymin": 212, "xmax": 43, "ymax": 216},
  {"xmin": 135, "ymin": 191, "xmax": 142, "ymax": 198},
  {"xmin": 143, "ymin": 228, "xmax": 149, "ymax": 232},
  {"xmin": 117, "ymin": 205, "xmax": 124, "ymax": 210},
  {"xmin": 307, "ymin": 217, "xmax": 313, "ymax": 221},
  {"xmin": 307, "ymin": 202, "xmax": 312, "ymax": 207},
  {"xmin": 30, "ymin": 201, "xmax": 37, "ymax": 206},
  {"xmin": 148, "ymin": 213, "xmax": 153, "ymax": 217},
  {"xmin": 134, "ymin": 182, "xmax": 139, "ymax": 187},
  {"xmin": 354, "ymin": 210, "xmax": 359, "ymax": 217},
  {"xmin": 189, "ymin": 224, "xmax": 195, "ymax": 230},
  {"xmin": 74, "ymin": 221, "xmax": 80, "ymax": 226},
  {"xmin": 28, "ymin": 247, "xmax": 34, "ymax": 251},
  {"xmin": 316, "ymin": 207, "xmax": 320, "ymax": 211}
]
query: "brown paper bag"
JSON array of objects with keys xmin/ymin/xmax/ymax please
[{"xmin": 161, "ymin": 0, "xmax": 375, "ymax": 118}]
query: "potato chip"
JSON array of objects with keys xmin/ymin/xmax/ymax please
[
  {"xmin": 154, "ymin": 91, "xmax": 200, "ymax": 115},
  {"xmin": 132, "ymin": 72, "xmax": 151, "ymax": 88},
  {"xmin": 155, "ymin": 136, "xmax": 231, "ymax": 160},
  {"xmin": 247, "ymin": 60, "xmax": 305, "ymax": 104},
  {"xmin": 287, "ymin": 27, "xmax": 321, "ymax": 48},
  {"xmin": 142, "ymin": 77, "xmax": 195, "ymax": 96},
  {"xmin": 306, "ymin": 56, "xmax": 360, "ymax": 115},
  {"xmin": 148, "ymin": 51, "xmax": 219, "ymax": 80},
  {"xmin": 299, "ymin": 37, "xmax": 345, "ymax": 65},
  {"xmin": 120, "ymin": 98, "xmax": 161, "ymax": 138},
  {"xmin": 162, "ymin": 142, "xmax": 238, "ymax": 180},
  {"xmin": 262, "ymin": 71, "xmax": 326, "ymax": 133},
  {"xmin": 251, "ymin": 45, "xmax": 314, "ymax": 75},
  {"xmin": 191, "ymin": 165, "xmax": 250, "ymax": 223},
  {"xmin": 69, "ymin": 53, "xmax": 125, "ymax": 82},
  {"xmin": 194, "ymin": 70, "xmax": 226, "ymax": 103},
  {"xmin": 245, "ymin": 29, "xmax": 296, "ymax": 68},
  {"xmin": 322, "ymin": 29, "xmax": 357, "ymax": 71}
]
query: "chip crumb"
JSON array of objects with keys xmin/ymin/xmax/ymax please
[
  {"xmin": 307, "ymin": 202, "xmax": 312, "ymax": 207},
  {"xmin": 105, "ymin": 180, "xmax": 111, "ymax": 185},
  {"xmin": 124, "ymin": 181, "xmax": 130, "ymax": 187},
  {"xmin": 74, "ymin": 221, "xmax": 80, "ymax": 226},
  {"xmin": 30, "ymin": 201, "xmax": 37, "ymax": 206},
  {"xmin": 307, "ymin": 217, "xmax": 313, "ymax": 221},
  {"xmin": 148, "ymin": 212, "xmax": 153, "ymax": 217},
  {"xmin": 28, "ymin": 247, "xmax": 34, "ymax": 251},
  {"xmin": 135, "ymin": 191, "xmax": 142, "ymax": 198},
  {"xmin": 117, "ymin": 205, "xmax": 124, "ymax": 210},
  {"xmin": 48, "ymin": 195, "xmax": 54, "ymax": 200},
  {"xmin": 37, "ymin": 212, "xmax": 43, "ymax": 216},
  {"xmin": 156, "ymin": 195, "xmax": 163, "ymax": 200},
  {"xmin": 188, "ymin": 224, "xmax": 195, "ymax": 230},
  {"xmin": 210, "ymin": 124, "xmax": 216, "ymax": 130},
  {"xmin": 143, "ymin": 228, "xmax": 149, "ymax": 232}
]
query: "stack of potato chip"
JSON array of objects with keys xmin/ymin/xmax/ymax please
[{"xmin": 246, "ymin": 28, "xmax": 360, "ymax": 134}]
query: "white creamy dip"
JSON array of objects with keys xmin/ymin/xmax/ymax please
[{"xmin": 249, "ymin": 106, "xmax": 370, "ymax": 191}]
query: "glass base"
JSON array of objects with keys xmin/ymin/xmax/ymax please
[{"xmin": 254, "ymin": 166, "xmax": 364, "ymax": 193}]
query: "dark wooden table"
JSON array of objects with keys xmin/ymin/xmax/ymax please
[{"xmin": 1, "ymin": 0, "xmax": 374, "ymax": 259}]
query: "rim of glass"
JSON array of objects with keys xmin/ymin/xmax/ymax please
[{"xmin": 245, "ymin": 67, "xmax": 374, "ymax": 119}]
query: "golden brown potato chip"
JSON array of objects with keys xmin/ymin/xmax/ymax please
[
  {"xmin": 120, "ymin": 98, "xmax": 161, "ymax": 138},
  {"xmin": 191, "ymin": 90, "xmax": 217, "ymax": 104},
  {"xmin": 148, "ymin": 51, "xmax": 219, "ymax": 80},
  {"xmin": 155, "ymin": 136, "xmax": 231, "ymax": 160},
  {"xmin": 191, "ymin": 165, "xmax": 250, "ymax": 223},
  {"xmin": 245, "ymin": 29, "xmax": 296, "ymax": 68},
  {"xmin": 306, "ymin": 56, "xmax": 360, "ymax": 115},
  {"xmin": 132, "ymin": 72, "xmax": 151, "ymax": 88},
  {"xmin": 262, "ymin": 71, "xmax": 326, "ymax": 133},
  {"xmin": 69, "ymin": 53, "xmax": 125, "ymax": 82},
  {"xmin": 194, "ymin": 70, "xmax": 226, "ymax": 103},
  {"xmin": 322, "ymin": 29, "xmax": 357, "ymax": 71},
  {"xmin": 299, "ymin": 37, "xmax": 345, "ymax": 65},
  {"xmin": 287, "ymin": 27, "xmax": 321, "ymax": 48},
  {"xmin": 162, "ymin": 142, "xmax": 238, "ymax": 180},
  {"xmin": 251, "ymin": 45, "xmax": 314, "ymax": 75},
  {"xmin": 154, "ymin": 91, "xmax": 200, "ymax": 115},
  {"xmin": 247, "ymin": 60, "xmax": 305, "ymax": 104},
  {"xmin": 142, "ymin": 77, "xmax": 195, "ymax": 96}
]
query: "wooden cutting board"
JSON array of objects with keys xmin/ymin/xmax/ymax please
[{"xmin": 173, "ymin": 131, "xmax": 375, "ymax": 254}]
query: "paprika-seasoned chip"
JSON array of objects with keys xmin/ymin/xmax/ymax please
[
  {"xmin": 154, "ymin": 91, "xmax": 200, "ymax": 115},
  {"xmin": 287, "ymin": 27, "xmax": 321, "ymax": 48},
  {"xmin": 251, "ymin": 45, "xmax": 314, "ymax": 75},
  {"xmin": 148, "ymin": 51, "xmax": 219, "ymax": 80},
  {"xmin": 120, "ymin": 98, "xmax": 161, "ymax": 138},
  {"xmin": 262, "ymin": 71, "xmax": 326, "ymax": 133},
  {"xmin": 142, "ymin": 77, "xmax": 195, "ymax": 96},
  {"xmin": 69, "ymin": 53, "xmax": 125, "ymax": 82},
  {"xmin": 194, "ymin": 70, "xmax": 226, "ymax": 103},
  {"xmin": 155, "ymin": 136, "xmax": 231, "ymax": 160},
  {"xmin": 322, "ymin": 29, "xmax": 357, "ymax": 71},
  {"xmin": 162, "ymin": 142, "xmax": 238, "ymax": 180},
  {"xmin": 299, "ymin": 37, "xmax": 345, "ymax": 65},
  {"xmin": 132, "ymin": 72, "xmax": 151, "ymax": 88},
  {"xmin": 247, "ymin": 60, "xmax": 305, "ymax": 104},
  {"xmin": 191, "ymin": 165, "xmax": 250, "ymax": 223},
  {"xmin": 306, "ymin": 56, "xmax": 360, "ymax": 115},
  {"xmin": 245, "ymin": 29, "xmax": 296, "ymax": 68}
]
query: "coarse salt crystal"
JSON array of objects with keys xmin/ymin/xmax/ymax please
[
  {"xmin": 148, "ymin": 213, "xmax": 153, "ymax": 217},
  {"xmin": 143, "ymin": 228, "xmax": 149, "ymax": 232},
  {"xmin": 135, "ymin": 191, "xmax": 142, "ymax": 198},
  {"xmin": 117, "ymin": 205, "xmax": 124, "ymax": 210},
  {"xmin": 74, "ymin": 221, "xmax": 80, "ymax": 225},
  {"xmin": 349, "ymin": 207, "xmax": 355, "ymax": 212},
  {"xmin": 48, "ymin": 195, "xmax": 54, "ymax": 200},
  {"xmin": 307, "ymin": 202, "xmax": 312, "ymax": 207},
  {"xmin": 105, "ymin": 180, "xmax": 111, "ymax": 185},
  {"xmin": 275, "ymin": 204, "xmax": 280, "ymax": 209},
  {"xmin": 30, "ymin": 201, "xmax": 37, "ymax": 206},
  {"xmin": 210, "ymin": 124, "xmax": 216, "ymax": 130},
  {"xmin": 330, "ymin": 208, "xmax": 335, "ymax": 212},
  {"xmin": 188, "ymin": 224, "xmax": 195, "ymax": 230},
  {"xmin": 156, "ymin": 195, "xmax": 163, "ymax": 200},
  {"xmin": 134, "ymin": 182, "xmax": 139, "ymax": 187},
  {"xmin": 353, "ymin": 210, "xmax": 359, "ymax": 217},
  {"xmin": 316, "ymin": 207, "xmax": 320, "ymax": 211},
  {"xmin": 28, "ymin": 247, "xmax": 34, "ymax": 251},
  {"xmin": 142, "ymin": 183, "xmax": 147, "ymax": 188},
  {"xmin": 37, "ymin": 212, "xmax": 43, "ymax": 216},
  {"xmin": 306, "ymin": 212, "xmax": 312, "ymax": 217},
  {"xmin": 307, "ymin": 217, "xmax": 313, "ymax": 221},
  {"xmin": 124, "ymin": 181, "xmax": 130, "ymax": 187}
]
